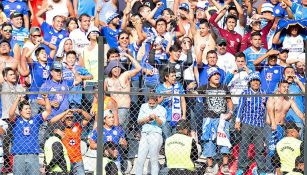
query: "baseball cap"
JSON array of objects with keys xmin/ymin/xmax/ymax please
[
  {"xmin": 10, "ymin": 12, "xmax": 23, "ymax": 19},
  {"xmin": 207, "ymin": 67, "xmax": 220, "ymax": 80},
  {"xmin": 86, "ymin": 26, "xmax": 100, "ymax": 40},
  {"xmin": 248, "ymin": 73, "xmax": 261, "ymax": 82},
  {"xmin": 179, "ymin": 3, "xmax": 189, "ymax": 11},
  {"xmin": 30, "ymin": 26, "xmax": 41, "ymax": 35},
  {"xmin": 105, "ymin": 11, "xmax": 119, "ymax": 24},
  {"xmin": 104, "ymin": 109, "xmax": 113, "ymax": 118},
  {"xmin": 50, "ymin": 61, "xmax": 63, "ymax": 71},
  {"xmin": 197, "ymin": 1, "xmax": 209, "ymax": 10},
  {"xmin": 278, "ymin": 48, "xmax": 289, "ymax": 53},
  {"xmin": 285, "ymin": 122, "xmax": 300, "ymax": 131},
  {"xmin": 176, "ymin": 119, "xmax": 191, "ymax": 131},
  {"xmin": 105, "ymin": 60, "xmax": 126, "ymax": 76},
  {"xmin": 261, "ymin": 3, "xmax": 274, "ymax": 13},
  {"xmin": 217, "ymin": 37, "xmax": 227, "ymax": 45}
]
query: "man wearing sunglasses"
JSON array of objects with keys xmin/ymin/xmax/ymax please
[
  {"xmin": 10, "ymin": 12, "xmax": 29, "ymax": 48},
  {"xmin": 216, "ymin": 37, "xmax": 236, "ymax": 74},
  {"xmin": 0, "ymin": 23, "xmax": 21, "ymax": 60}
]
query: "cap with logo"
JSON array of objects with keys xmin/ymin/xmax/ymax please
[
  {"xmin": 217, "ymin": 37, "xmax": 227, "ymax": 45},
  {"xmin": 105, "ymin": 11, "xmax": 119, "ymax": 24},
  {"xmin": 10, "ymin": 12, "xmax": 23, "ymax": 19},
  {"xmin": 179, "ymin": 3, "xmax": 189, "ymax": 11},
  {"xmin": 208, "ymin": 67, "xmax": 221, "ymax": 80},
  {"xmin": 50, "ymin": 61, "xmax": 63, "ymax": 71}
]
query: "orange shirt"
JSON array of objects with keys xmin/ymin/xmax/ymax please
[{"xmin": 61, "ymin": 123, "xmax": 82, "ymax": 163}]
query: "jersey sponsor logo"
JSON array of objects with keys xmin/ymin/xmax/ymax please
[
  {"xmin": 266, "ymin": 73, "xmax": 273, "ymax": 81},
  {"xmin": 23, "ymin": 127, "xmax": 30, "ymax": 136},
  {"xmin": 106, "ymin": 136, "xmax": 112, "ymax": 141}
]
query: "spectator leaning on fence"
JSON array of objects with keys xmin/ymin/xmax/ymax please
[
  {"xmin": 235, "ymin": 73, "xmax": 270, "ymax": 175},
  {"xmin": 9, "ymin": 94, "xmax": 51, "ymax": 175},
  {"xmin": 196, "ymin": 66, "xmax": 233, "ymax": 174},
  {"xmin": 49, "ymin": 108, "xmax": 91, "ymax": 175},
  {"xmin": 135, "ymin": 94, "xmax": 166, "ymax": 175},
  {"xmin": 156, "ymin": 67, "xmax": 186, "ymax": 139}
]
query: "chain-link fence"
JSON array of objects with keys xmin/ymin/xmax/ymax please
[{"xmin": 0, "ymin": 84, "xmax": 305, "ymax": 175}]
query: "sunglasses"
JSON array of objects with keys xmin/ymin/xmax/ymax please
[
  {"xmin": 3, "ymin": 29, "xmax": 12, "ymax": 33},
  {"xmin": 32, "ymin": 34, "xmax": 41, "ymax": 37},
  {"xmin": 120, "ymin": 37, "xmax": 129, "ymax": 40},
  {"xmin": 219, "ymin": 43, "xmax": 227, "ymax": 47}
]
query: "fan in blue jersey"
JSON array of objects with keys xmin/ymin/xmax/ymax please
[
  {"xmin": 155, "ymin": 67, "xmax": 186, "ymax": 139},
  {"xmin": 36, "ymin": 8, "xmax": 68, "ymax": 55},
  {"xmin": 9, "ymin": 12, "xmax": 29, "ymax": 48},
  {"xmin": 260, "ymin": 53, "xmax": 284, "ymax": 94},
  {"xmin": 243, "ymin": 31, "xmax": 268, "ymax": 72},
  {"xmin": 9, "ymin": 95, "xmax": 51, "ymax": 175},
  {"xmin": 101, "ymin": 11, "xmax": 123, "ymax": 48}
]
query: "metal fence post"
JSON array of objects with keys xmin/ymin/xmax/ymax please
[
  {"xmin": 304, "ymin": 40, "xmax": 306, "ymax": 175},
  {"xmin": 96, "ymin": 36, "xmax": 105, "ymax": 175}
]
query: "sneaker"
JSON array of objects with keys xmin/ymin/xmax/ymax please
[
  {"xmin": 236, "ymin": 169, "xmax": 244, "ymax": 175},
  {"xmin": 221, "ymin": 165, "xmax": 231, "ymax": 175},
  {"xmin": 205, "ymin": 166, "xmax": 214, "ymax": 175}
]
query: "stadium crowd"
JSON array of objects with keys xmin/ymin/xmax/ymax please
[{"xmin": 0, "ymin": 0, "xmax": 304, "ymax": 174}]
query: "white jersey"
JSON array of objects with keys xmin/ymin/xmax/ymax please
[
  {"xmin": 69, "ymin": 28, "xmax": 90, "ymax": 51},
  {"xmin": 282, "ymin": 35, "xmax": 304, "ymax": 58},
  {"xmin": 23, "ymin": 41, "xmax": 36, "ymax": 61},
  {"xmin": 217, "ymin": 52, "xmax": 237, "ymax": 73},
  {"xmin": 228, "ymin": 71, "xmax": 249, "ymax": 104}
]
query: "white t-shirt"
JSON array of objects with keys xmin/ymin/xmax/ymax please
[
  {"xmin": 282, "ymin": 35, "xmax": 304, "ymax": 59},
  {"xmin": 217, "ymin": 52, "xmax": 237, "ymax": 73},
  {"xmin": 69, "ymin": 28, "xmax": 90, "ymax": 51},
  {"xmin": 46, "ymin": 0, "xmax": 69, "ymax": 25},
  {"xmin": 228, "ymin": 71, "xmax": 249, "ymax": 104},
  {"xmin": 23, "ymin": 41, "xmax": 36, "ymax": 61}
]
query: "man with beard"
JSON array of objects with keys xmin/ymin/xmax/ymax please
[
  {"xmin": 102, "ymin": 11, "xmax": 122, "ymax": 48},
  {"xmin": 0, "ymin": 23, "xmax": 21, "ymax": 60},
  {"xmin": 282, "ymin": 66, "xmax": 305, "ymax": 137},
  {"xmin": 295, "ymin": 61, "xmax": 305, "ymax": 83},
  {"xmin": 216, "ymin": 37, "xmax": 236, "ymax": 73}
]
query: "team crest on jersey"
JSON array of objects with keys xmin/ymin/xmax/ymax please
[
  {"xmin": 29, "ymin": 120, "xmax": 33, "ymax": 124},
  {"xmin": 17, "ymin": 5, "xmax": 21, "ymax": 9},
  {"xmin": 236, "ymin": 38, "xmax": 240, "ymax": 42},
  {"xmin": 274, "ymin": 70, "xmax": 279, "ymax": 74},
  {"xmin": 4, "ymin": 5, "xmax": 9, "ymax": 9},
  {"xmin": 50, "ymin": 87, "xmax": 56, "ymax": 91},
  {"xmin": 61, "ymin": 86, "xmax": 65, "ymax": 90},
  {"xmin": 113, "ymin": 130, "xmax": 118, "ymax": 135},
  {"xmin": 59, "ymin": 34, "xmax": 63, "ymax": 39},
  {"xmin": 69, "ymin": 139, "xmax": 76, "ymax": 146},
  {"xmin": 275, "ymin": 9, "xmax": 280, "ymax": 14}
]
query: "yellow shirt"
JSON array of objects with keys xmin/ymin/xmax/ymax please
[{"xmin": 83, "ymin": 45, "xmax": 98, "ymax": 82}]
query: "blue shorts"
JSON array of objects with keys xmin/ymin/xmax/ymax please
[{"xmin": 201, "ymin": 117, "xmax": 230, "ymax": 157}]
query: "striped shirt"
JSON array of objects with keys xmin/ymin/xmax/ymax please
[{"xmin": 235, "ymin": 88, "xmax": 267, "ymax": 127}]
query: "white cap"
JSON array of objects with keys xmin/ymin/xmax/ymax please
[{"xmin": 261, "ymin": 3, "xmax": 274, "ymax": 13}]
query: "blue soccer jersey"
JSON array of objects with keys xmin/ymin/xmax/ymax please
[{"xmin": 260, "ymin": 64, "xmax": 284, "ymax": 94}]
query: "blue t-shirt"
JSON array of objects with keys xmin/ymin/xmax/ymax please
[
  {"xmin": 286, "ymin": 83, "xmax": 305, "ymax": 123},
  {"xmin": 141, "ymin": 54, "xmax": 161, "ymax": 86},
  {"xmin": 91, "ymin": 126, "xmax": 125, "ymax": 145},
  {"xmin": 62, "ymin": 64, "xmax": 92, "ymax": 105},
  {"xmin": 38, "ymin": 80, "xmax": 70, "ymax": 120},
  {"xmin": 11, "ymin": 114, "xmax": 44, "ymax": 155},
  {"xmin": 243, "ymin": 47, "xmax": 267, "ymax": 72},
  {"xmin": 155, "ymin": 82, "xmax": 185, "ymax": 125},
  {"xmin": 273, "ymin": 3, "xmax": 287, "ymax": 18},
  {"xmin": 260, "ymin": 64, "xmax": 284, "ymax": 94},
  {"xmin": 291, "ymin": 2, "xmax": 307, "ymax": 20},
  {"xmin": 102, "ymin": 26, "xmax": 122, "ymax": 48},
  {"xmin": 3, "ymin": 1, "xmax": 28, "ymax": 18},
  {"xmin": 12, "ymin": 27, "xmax": 29, "ymax": 48},
  {"xmin": 77, "ymin": 0, "xmax": 95, "ymax": 16},
  {"xmin": 196, "ymin": 63, "xmax": 225, "ymax": 87},
  {"xmin": 28, "ymin": 60, "xmax": 53, "ymax": 100},
  {"xmin": 41, "ymin": 22, "xmax": 68, "ymax": 55}
]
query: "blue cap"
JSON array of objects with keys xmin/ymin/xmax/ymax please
[
  {"xmin": 51, "ymin": 61, "xmax": 63, "ymax": 71},
  {"xmin": 248, "ymin": 73, "xmax": 261, "ymax": 82},
  {"xmin": 179, "ymin": 3, "xmax": 189, "ymax": 11},
  {"xmin": 105, "ymin": 11, "xmax": 119, "ymax": 24},
  {"xmin": 278, "ymin": 48, "xmax": 289, "ymax": 53},
  {"xmin": 207, "ymin": 67, "xmax": 220, "ymax": 80}
]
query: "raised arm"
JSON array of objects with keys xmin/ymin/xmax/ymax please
[
  {"xmin": 123, "ymin": 53, "xmax": 141, "ymax": 78},
  {"xmin": 290, "ymin": 99, "xmax": 305, "ymax": 124},
  {"xmin": 181, "ymin": 96, "xmax": 187, "ymax": 120},
  {"xmin": 49, "ymin": 109, "xmax": 71, "ymax": 123},
  {"xmin": 36, "ymin": 3, "xmax": 53, "ymax": 25},
  {"xmin": 254, "ymin": 49, "xmax": 279, "ymax": 66},
  {"xmin": 41, "ymin": 94, "xmax": 52, "ymax": 121},
  {"xmin": 233, "ymin": 0, "xmax": 245, "ymax": 26},
  {"xmin": 9, "ymin": 95, "xmax": 22, "ymax": 122}
]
